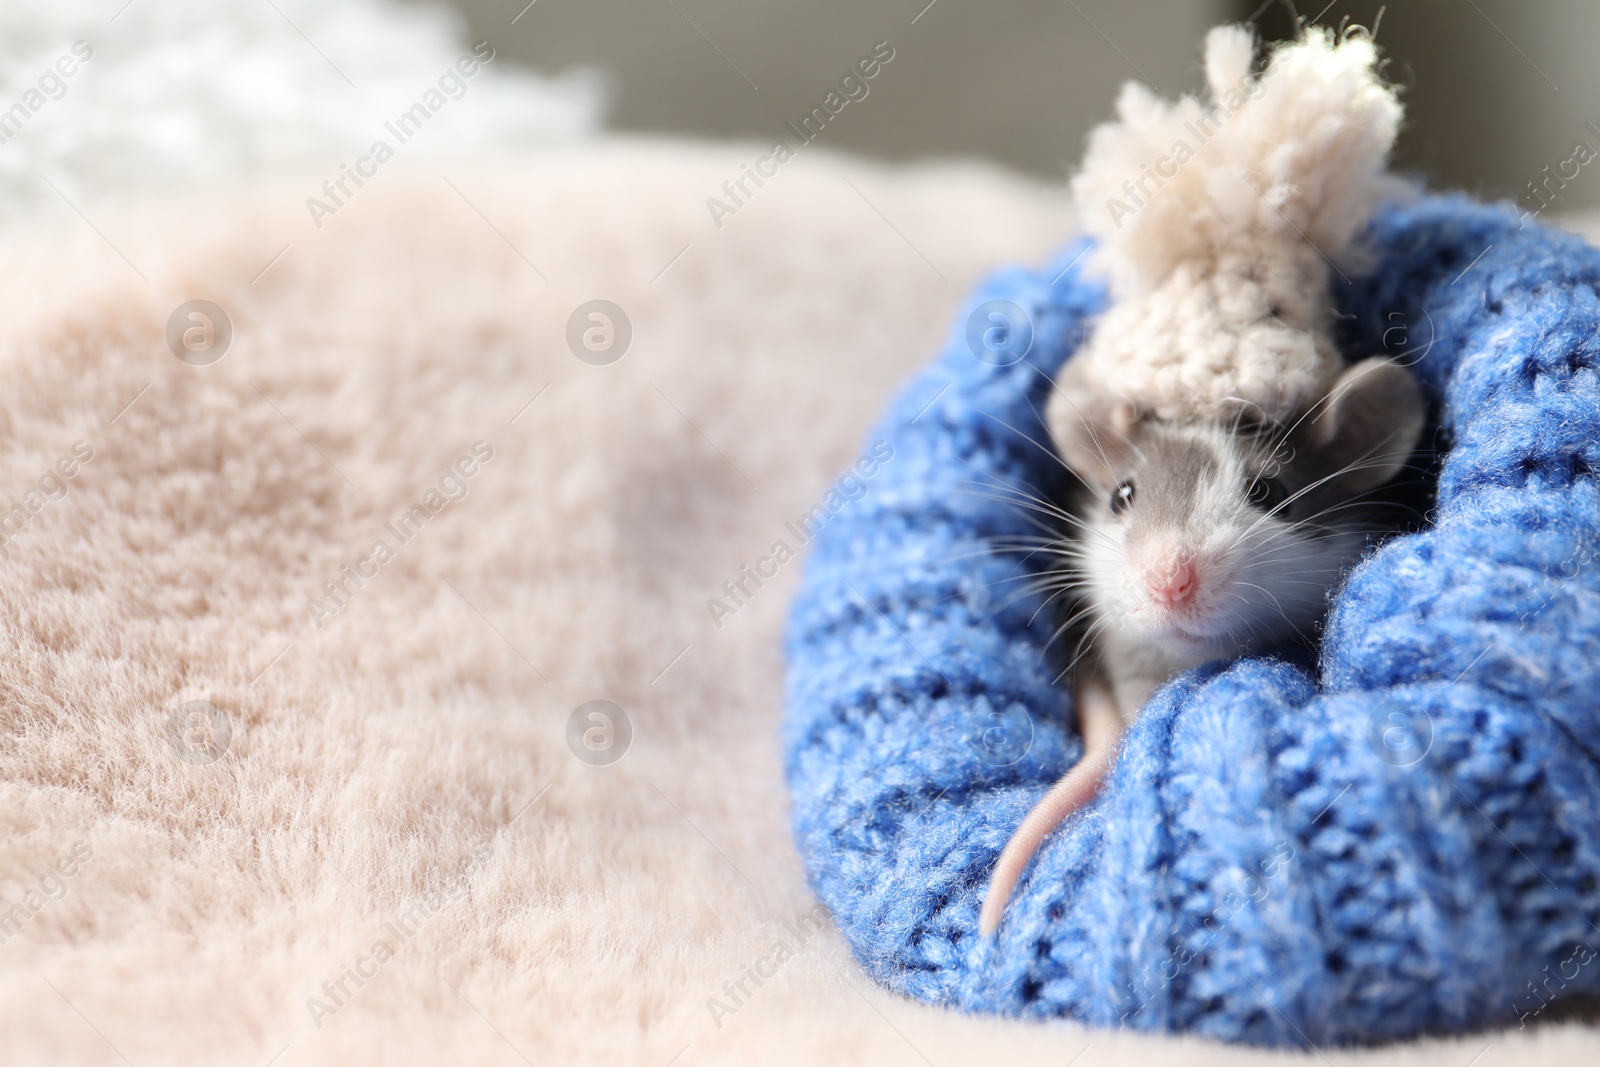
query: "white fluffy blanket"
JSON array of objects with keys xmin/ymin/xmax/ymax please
[{"xmin": 1, "ymin": 140, "xmax": 1597, "ymax": 1067}]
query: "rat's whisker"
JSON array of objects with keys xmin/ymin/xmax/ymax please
[
  {"xmin": 1051, "ymin": 617, "xmax": 1109, "ymax": 685},
  {"xmin": 1039, "ymin": 605, "xmax": 1104, "ymax": 668},
  {"xmin": 972, "ymin": 408, "xmax": 1106, "ymax": 493}
]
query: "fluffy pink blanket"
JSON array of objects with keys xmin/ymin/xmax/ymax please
[{"xmin": 1, "ymin": 141, "xmax": 1594, "ymax": 1065}]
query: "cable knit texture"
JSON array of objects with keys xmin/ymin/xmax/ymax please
[{"xmin": 782, "ymin": 194, "xmax": 1600, "ymax": 1046}]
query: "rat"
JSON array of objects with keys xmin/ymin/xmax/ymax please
[
  {"xmin": 978, "ymin": 358, "xmax": 1425, "ymax": 936},
  {"xmin": 976, "ymin": 22, "xmax": 1418, "ymax": 936}
]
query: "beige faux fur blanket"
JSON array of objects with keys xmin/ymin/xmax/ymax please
[{"xmin": 1, "ymin": 140, "xmax": 1596, "ymax": 1066}]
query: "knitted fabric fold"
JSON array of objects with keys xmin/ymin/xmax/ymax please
[{"xmin": 782, "ymin": 194, "xmax": 1600, "ymax": 1046}]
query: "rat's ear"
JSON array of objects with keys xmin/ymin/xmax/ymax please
[
  {"xmin": 1309, "ymin": 357, "xmax": 1426, "ymax": 493},
  {"xmin": 1046, "ymin": 362, "xmax": 1137, "ymax": 489}
]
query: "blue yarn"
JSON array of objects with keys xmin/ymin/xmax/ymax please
[{"xmin": 782, "ymin": 193, "xmax": 1600, "ymax": 1046}]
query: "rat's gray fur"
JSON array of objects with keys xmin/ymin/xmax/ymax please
[{"xmin": 978, "ymin": 356, "xmax": 1425, "ymax": 936}]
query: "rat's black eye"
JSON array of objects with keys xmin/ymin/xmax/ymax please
[
  {"xmin": 1247, "ymin": 475, "xmax": 1288, "ymax": 512},
  {"xmin": 1109, "ymin": 481, "xmax": 1135, "ymax": 516}
]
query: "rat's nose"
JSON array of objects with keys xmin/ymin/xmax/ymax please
[{"xmin": 1146, "ymin": 556, "xmax": 1197, "ymax": 607}]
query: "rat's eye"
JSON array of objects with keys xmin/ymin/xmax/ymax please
[
  {"xmin": 1109, "ymin": 481, "xmax": 1135, "ymax": 516},
  {"xmin": 1247, "ymin": 475, "xmax": 1288, "ymax": 512}
]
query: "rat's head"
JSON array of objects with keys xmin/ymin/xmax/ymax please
[{"xmin": 1045, "ymin": 356, "xmax": 1425, "ymax": 661}]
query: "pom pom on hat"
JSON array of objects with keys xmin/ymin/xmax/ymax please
[{"xmin": 1065, "ymin": 25, "xmax": 1407, "ymax": 423}]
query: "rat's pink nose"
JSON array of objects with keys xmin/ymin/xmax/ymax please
[{"xmin": 1146, "ymin": 556, "xmax": 1197, "ymax": 607}]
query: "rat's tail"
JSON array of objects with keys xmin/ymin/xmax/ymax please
[{"xmin": 978, "ymin": 679, "xmax": 1124, "ymax": 938}]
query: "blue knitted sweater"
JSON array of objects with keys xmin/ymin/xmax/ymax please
[{"xmin": 782, "ymin": 194, "xmax": 1600, "ymax": 1046}]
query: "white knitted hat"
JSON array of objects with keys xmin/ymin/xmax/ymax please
[{"xmin": 1066, "ymin": 24, "xmax": 1406, "ymax": 424}]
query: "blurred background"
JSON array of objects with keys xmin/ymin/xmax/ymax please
[
  {"xmin": 1, "ymin": 2, "xmax": 1594, "ymax": 222},
  {"xmin": 450, "ymin": 0, "xmax": 1600, "ymax": 215}
]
